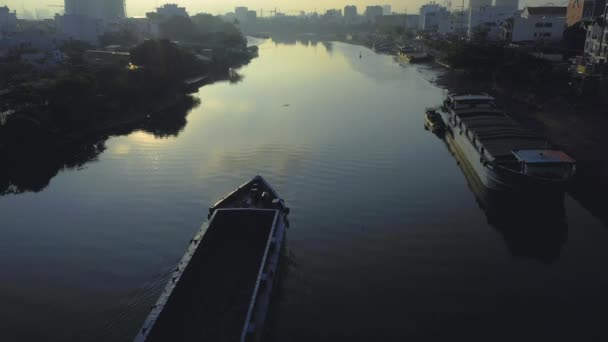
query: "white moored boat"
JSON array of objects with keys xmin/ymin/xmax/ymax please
[{"xmin": 443, "ymin": 93, "xmax": 576, "ymax": 190}]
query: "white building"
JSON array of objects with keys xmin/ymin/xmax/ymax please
[
  {"xmin": 365, "ymin": 6, "xmax": 384, "ymax": 24},
  {"xmin": 508, "ymin": 7, "xmax": 567, "ymax": 43},
  {"xmin": 584, "ymin": 18, "xmax": 608, "ymax": 64},
  {"xmin": 468, "ymin": 5, "xmax": 519, "ymax": 40}
]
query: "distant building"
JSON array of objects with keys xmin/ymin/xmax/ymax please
[
  {"xmin": 468, "ymin": 5, "xmax": 519, "ymax": 40},
  {"xmin": 235, "ymin": 6, "xmax": 249, "ymax": 24},
  {"xmin": 0, "ymin": 6, "xmax": 17, "ymax": 38},
  {"xmin": 64, "ymin": 0, "xmax": 126, "ymax": 22},
  {"xmin": 247, "ymin": 10, "xmax": 257, "ymax": 22},
  {"xmin": 146, "ymin": 4, "xmax": 189, "ymax": 38},
  {"xmin": 156, "ymin": 4, "xmax": 188, "ymax": 18},
  {"xmin": 438, "ymin": 12, "xmax": 469, "ymax": 36},
  {"xmin": 376, "ymin": 15, "xmax": 407, "ymax": 29},
  {"xmin": 469, "ymin": 0, "xmax": 493, "ymax": 10},
  {"xmin": 566, "ymin": 0, "xmax": 606, "ymax": 27},
  {"xmin": 126, "ymin": 17, "xmax": 153, "ymax": 42},
  {"xmin": 405, "ymin": 14, "xmax": 420, "ymax": 29},
  {"xmin": 505, "ymin": 6, "xmax": 566, "ymax": 43},
  {"xmin": 56, "ymin": 0, "xmax": 127, "ymax": 43},
  {"xmin": 383, "ymin": 5, "xmax": 392, "ymax": 16},
  {"xmin": 344, "ymin": 5, "xmax": 358, "ymax": 24},
  {"xmin": 56, "ymin": 14, "xmax": 104, "ymax": 43},
  {"xmin": 324, "ymin": 9, "xmax": 343, "ymax": 23},
  {"xmin": 495, "ymin": 0, "xmax": 519, "ymax": 11},
  {"xmin": 583, "ymin": 15, "xmax": 608, "ymax": 65},
  {"xmin": 420, "ymin": 3, "xmax": 448, "ymax": 31},
  {"xmin": 365, "ymin": 6, "xmax": 384, "ymax": 24}
]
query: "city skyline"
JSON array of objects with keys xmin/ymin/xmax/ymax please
[{"xmin": 5, "ymin": 0, "xmax": 549, "ymax": 18}]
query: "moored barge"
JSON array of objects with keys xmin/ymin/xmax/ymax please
[{"xmin": 444, "ymin": 93, "xmax": 576, "ymax": 190}]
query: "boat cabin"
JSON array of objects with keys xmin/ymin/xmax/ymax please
[
  {"xmin": 512, "ymin": 150, "xmax": 577, "ymax": 180},
  {"xmin": 445, "ymin": 93, "xmax": 497, "ymax": 111}
]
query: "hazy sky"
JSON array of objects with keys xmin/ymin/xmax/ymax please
[{"xmin": 6, "ymin": 0, "xmax": 559, "ymax": 17}]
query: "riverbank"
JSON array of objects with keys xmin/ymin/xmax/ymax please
[{"xmin": 433, "ymin": 66, "xmax": 608, "ymax": 225}]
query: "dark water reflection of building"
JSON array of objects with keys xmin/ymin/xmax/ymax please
[
  {"xmin": 270, "ymin": 34, "xmax": 321, "ymax": 48},
  {"xmin": 0, "ymin": 96, "xmax": 200, "ymax": 196},
  {"xmin": 440, "ymin": 127, "xmax": 568, "ymax": 264}
]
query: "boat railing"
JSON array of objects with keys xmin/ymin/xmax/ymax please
[{"xmin": 239, "ymin": 211, "xmax": 280, "ymax": 342}]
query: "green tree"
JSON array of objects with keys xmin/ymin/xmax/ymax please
[{"xmin": 130, "ymin": 39, "xmax": 203, "ymax": 79}]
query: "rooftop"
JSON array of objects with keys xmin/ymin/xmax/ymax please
[
  {"xmin": 525, "ymin": 6, "xmax": 567, "ymax": 16},
  {"xmin": 449, "ymin": 93, "xmax": 496, "ymax": 102},
  {"xmin": 513, "ymin": 150, "xmax": 576, "ymax": 164}
]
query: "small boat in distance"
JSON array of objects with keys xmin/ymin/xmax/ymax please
[
  {"xmin": 135, "ymin": 176, "xmax": 289, "ymax": 342},
  {"xmin": 424, "ymin": 108, "xmax": 446, "ymax": 132}
]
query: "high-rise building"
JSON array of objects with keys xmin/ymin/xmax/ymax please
[
  {"xmin": 156, "ymin": 4, "xmax": 188, "ymax": 18},
  {"xmin": 365, "ymin": 6, "xmax": 384, "ymax": 23},
  {"xmin": 64, "ymin": 0, "xmax": 125, "ymax": 21},
  {"xmin": 344, "ymin": 5, "xmax": 358, "ymax": 24},
  {"xmin": 235, "ymin": 7, "xmax": 249, "ymax": 23},
  {"xmin": 0, "ymin": 6, "xmax": 18, "ymax": 36},
  {"xmin": 420, "ymin": 3, "xmax": 444, "ymax": 30},
  {"xmin": 383, "ymin": 5, "xmax": 392, "ymax": 16}
]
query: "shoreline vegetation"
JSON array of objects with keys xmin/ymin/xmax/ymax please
[{"xmin": 0, "ymin": 14, "xmax": 256, "ymax": 195}]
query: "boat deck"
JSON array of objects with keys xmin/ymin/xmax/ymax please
[
  {"xmin": 456, "ymin": 114, "xmax": 547, "ymax": 159},
  {"xmin": 144, "ymin": 209, "xmax": 278, "ymax": 342}
]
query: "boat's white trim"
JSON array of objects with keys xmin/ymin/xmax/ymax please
[
  {"xmin": 240, "ymin": 211, "xmax": 280, "ymax": 342},
  {"xmin": 134, "ymin": 176, "xmax": 289, "ymax": 342}
]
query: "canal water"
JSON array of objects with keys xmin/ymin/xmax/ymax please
[{"xmin": 1, "ymin": 39, "xmax": 608, "ymax": 341}]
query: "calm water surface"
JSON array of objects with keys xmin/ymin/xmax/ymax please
[{"xmin": 1, "ymin": 39, "xmax": 608, "ymax": 341}]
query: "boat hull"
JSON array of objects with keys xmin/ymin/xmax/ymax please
[
  {"xmin": 134, "ymin": 176, "xmax": 289, "ymax": 342},
  {"xmin": 446, "ymin": 118, "xmax": 568, "ymax": 191}
]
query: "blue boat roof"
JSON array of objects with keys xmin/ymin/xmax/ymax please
[{"xmin": 512, "ymin": 150, "xmax": 576, "ymax": 164}]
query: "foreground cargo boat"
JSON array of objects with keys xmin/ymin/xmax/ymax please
[
  {"xmin": 134, "ymin": 176, "xmax": 289, "ymax": 342},
  {"xmin": 444, "ymin": 93, "xmax": 576, "ymax": 190}
]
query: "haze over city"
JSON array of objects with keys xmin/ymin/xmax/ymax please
[{"xmin": 5, "ymin": 0, "xmax": 558, "ymax": 17}]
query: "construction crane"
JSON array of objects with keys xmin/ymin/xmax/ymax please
[
  {"xmin": 260, "ymin": 8, "xmax": 305, "ymax": 17},
  {"xmin": 260, "ymin": 8, "xmax": 278, "ymax": 17}
]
